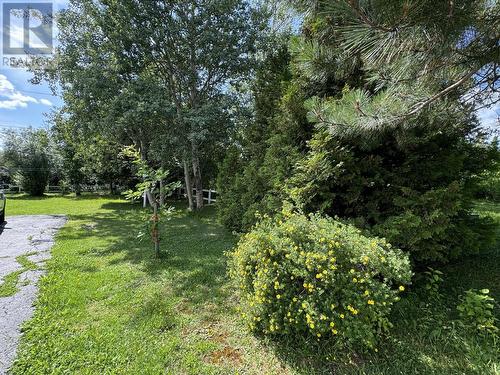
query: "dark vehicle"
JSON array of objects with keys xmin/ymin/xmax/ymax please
[{"xmin": 0, "ymin": 189, "xmax": 5, "ymax": 223}]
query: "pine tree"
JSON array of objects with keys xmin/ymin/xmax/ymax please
[
  {"xmin": 265, "ymin": 0, "xmax": 499, "ymax": 263},
  {"xmin": 289, "ymin": 0, "xmax": 500, "ymax": 137}
]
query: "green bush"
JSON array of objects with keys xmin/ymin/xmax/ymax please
[
  {"xmin": 457, "ymin": 289, "xmax": 498, "ymax": 334},
  {"xmin": 289, "ymin": 120, "xmax": 499, "ymax": 264},
  {"xmin": 476, "ymin": 168, "xmax": 500, "ymax": 202},
  {"xmin": 228, "ymin": 210, "xmax": 412, "ymax": 348}
]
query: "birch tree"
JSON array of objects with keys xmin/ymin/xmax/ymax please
[{"xmin": 34, "ymin": 0, "xmax": 266, "ymax": 210}]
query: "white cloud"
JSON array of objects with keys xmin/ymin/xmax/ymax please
[
  {"xmin": 39, "ymin": 98, "xmax": 53, "ymax": 106},
  {"xmin": 0, "ymin": 74, "xmax": 42, "ymax": 109},
  {"xmin": 476, "ymin": 93, "xmax": 500, "ymax": 132}
]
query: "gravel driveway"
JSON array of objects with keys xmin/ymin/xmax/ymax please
[{"xmin": 0, "ymin": 215, "xmax": 67, "ymax": 374}]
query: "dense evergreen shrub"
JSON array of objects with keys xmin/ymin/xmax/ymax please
[
  {"xmin": 228, "ymin": 210, "xmax": 412, "ymax": 348},
  {"xmin": 288, "ymin": 114, "xmax": 498, "ymax": 263},
  {"xmin": 217, "ymin": 46, "xmax": 311, "ymax": 232}
]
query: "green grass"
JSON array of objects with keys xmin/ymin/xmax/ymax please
[
  {"xmin": 6, "ymin": 194, "xmax": 500, "ymax": 374},
  {"xmin": 0, "ymin": 253, "xmax": 39, "ymax": 297}
]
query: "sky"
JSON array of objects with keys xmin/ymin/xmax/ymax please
[
  {"xmin": 0, "ymin": 0, "xmax": 498, "ymax": 139},
  {"xmin": 0, "ymin": 0, "xmax": 66, "ymax": 134}
]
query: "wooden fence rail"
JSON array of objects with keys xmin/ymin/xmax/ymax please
[
  {"xmin": 3, "ymin": 184, "xmax": 219, "ymax": 206},
  {"xmin": 177, "ymin": 187, "xmax": 218, "ymax": 204}
]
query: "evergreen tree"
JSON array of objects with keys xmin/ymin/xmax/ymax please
[
  {"xmin": 217, "ymin": 45, "xmax": 312, "ymax": 231},
  {"xmin": 282, "ymin": 2, "xmax": 499, "ymax": 263},
  {"xmin": 291, "ymin": 0, "xmax": 500, "ymax": 135}
]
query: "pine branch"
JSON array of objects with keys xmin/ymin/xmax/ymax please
[{"xmin": 404, "ymin": 69, "xmax": 476, "ymax": 117}]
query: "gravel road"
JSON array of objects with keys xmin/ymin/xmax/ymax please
[{"xmin": 0, "ymin": 215, "xmax": 67, "ymax": 374}]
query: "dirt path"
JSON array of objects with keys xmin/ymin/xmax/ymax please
[{"xmin": 0, "ymin": 215, "xmax": 67, "ymax": 374}]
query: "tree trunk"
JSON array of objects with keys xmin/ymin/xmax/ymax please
[
  {"xmin": 109, "ymin": 181, "xmax": 115, "ymax": 195},
  {"xmin": 74, "ymin": 184, "xmax": 81, "ymax": 196},
  {"xmin": 139, "ymin": 140, "xmax": 152, "ymax": 208},
  {"xmin": 183, "ymin": 159, "xmax": 195, "ymax": 211},
  {"xmin": 159, "ymin": 180, "xmax": 165, "ymax": 207},
  {"xmin": 191, "ymin": 143, "xmax": 204, "ymax": 210}
]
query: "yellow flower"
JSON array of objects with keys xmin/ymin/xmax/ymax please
[
  {"xmin": 330, "ymin": 322, "xmax": 335, "ymax": 328},
  {"xmin": 352, "ymin": 278, "xmax": 358, "ymax": 283},
  {"xmin": 317, "ymin": 333, "xmax": 321, "ymax": 338},
  {"xmin": 364, "ymin": 290, "xmax": 370, "ymax": 296},
  {"xmin": 399, "ymin": 286, "xmax": 405, "ymax": 292},
  {"xmin": 367, "ymin": 300, "xmax": 375, "ymax": 305},
  {"xmin": 332, "ymin": 329, "xmax": 338, "ymax": 335},
  {"xmin": 276, "ymin": 294, "xmax": 281, "ymax": 299},
  {"xmin": 340, "ymin": 314, "xmax": 345, "ymax": 319},
  {"xmin": 316, "ymin": 273, "xmax": 323, "ymax": 279}
]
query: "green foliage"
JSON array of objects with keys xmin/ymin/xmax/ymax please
[
  {"xmin": 121, "ymin": 146, "xmax": 180, "ymax": 257},
  {"xmin": 1, "ymin": 129, "xmax": 53, "ymax": 196},
  {"xmin": 477, "ymin": 169, "xmax": 500, "ymax": 202},
  {"xmin": 288, "ymin": 112, "xmax": 498, "ymax": 263},
  {"xmin": 457, "ymin": 289, "xmax": 498, "ymax": 334},
  {"xmin": 121, "ymin": 146, "xmax": 179, "ymax": 203},
  {"xmin": 7, "ymin": 196, "xmax": 500, "ymax": 374},
  {"xmin": 216, "ymin": 146, "xmax": 245, "ymax": 231},
  {"xmin": 40, "ymin": 0, "xmax": 267, "ymax": 211},
  {"xmin": 228, "ymin": 210, "xmax": 412, "ymax": 348},
  {"xmin": 217, "ymin": 46, "xmax": 311, "ymax": 231},
  {"xmin": 291, "ymin": 0, "xmax": 500, "ymax": 133},
  {"xmin": 423, "ymin": 268, "xmax": 444, "ymax": 299}
]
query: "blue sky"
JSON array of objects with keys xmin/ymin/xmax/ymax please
[
  {"xmin": 0, "ymin": 0, "xmax": 66, "ymax": 133},
  {"xmin": 0, "ymin": 69, "xmax": 62, "ymax": 129},
  {"xmin": 0, "ymin": 0, "xmax": 498, "ymax": 137}
]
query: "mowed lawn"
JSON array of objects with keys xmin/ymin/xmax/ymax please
[{"xmin": 5, "ymin": 195, "xmax": 500, "ymax": 375}]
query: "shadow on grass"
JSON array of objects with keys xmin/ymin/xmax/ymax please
[
  {"xmin": 60, "ymin": 199, "xmax": 235, "ymax": 311},
  {"xmin": 51, "ymin": 197, "xmax": 500, "ymax": 375},
  {"xmin": 258, "ymin": 291, "xmax": 499, "ymax": 375}
]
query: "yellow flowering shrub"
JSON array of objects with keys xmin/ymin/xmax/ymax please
[{"xmin": 228, "ymin": 210, "xmax": 412, "ymax": 348}]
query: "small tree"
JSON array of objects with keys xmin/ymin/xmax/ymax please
[
  {"xmin": 122, "ymin": 146, "xmax": 180, "ymax": 258},
  {"xmin": 2, "ymin": 129, "xmax": 52, "ymax": 196}
]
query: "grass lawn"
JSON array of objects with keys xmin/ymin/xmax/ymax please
[{"xmin": 5, "ymin": 195, "xmax": 500, "ymax": 374}]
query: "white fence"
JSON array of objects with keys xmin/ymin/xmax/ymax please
[
  {"xmin": 3, "ymin": 184, "xmax": 219, "ymax": 205},
  {"xmin": 177, "ymin": 187, "xmax": 218, "ymax": 204},
  {"xmin": 4, "ymin": 185, "xmax": 115, "ymax": 194}
]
